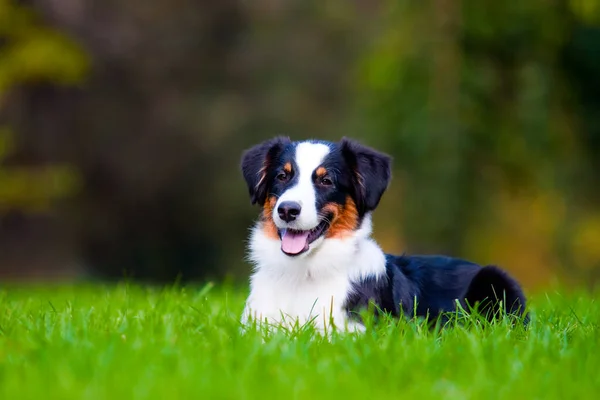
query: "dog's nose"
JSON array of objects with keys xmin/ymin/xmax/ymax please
[{"xmin": 277, "ymin": 201, "xmax": 302, "ymax": 223}]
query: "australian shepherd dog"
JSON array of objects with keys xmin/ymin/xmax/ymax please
[{"xmin": 239, "ymin": 137, "xmax": 528, "ymax": 333}]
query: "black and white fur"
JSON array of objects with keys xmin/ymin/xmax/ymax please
[{"xmin": 240, "ymin": 137, "xmax": 528, "ymax": 333}]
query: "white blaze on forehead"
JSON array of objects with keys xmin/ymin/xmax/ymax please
[{"xmin": 274, "ymin": 142, "xmax": 331, "ymax": 230}]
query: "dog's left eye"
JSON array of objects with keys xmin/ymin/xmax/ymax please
[
  {"xmin": 277, "ymin": 172, "xmax": 288, "ymax": 181},
  {"xmin": 319, "ymin": 177, "xmax": 333, "ymax": 186}
]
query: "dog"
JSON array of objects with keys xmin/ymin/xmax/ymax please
[{"xmin": 239, "ymin": 136, "xmax": 528, "ymax": 333}]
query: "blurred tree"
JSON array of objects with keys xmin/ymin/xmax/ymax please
[
  {"xmin": 0, "ymin": 0, "xmax": 87, "ymax": 278},
  {"xmin": 0, "ymin": 129, "xmax": 80, "ymax": 212},
  {"xmin": 354, "ymin": 0, "xmax": 600, "ymax": 289},
  {"xmin": 1, "ymin": 0, "xmax": 599, "ymax": 289}
]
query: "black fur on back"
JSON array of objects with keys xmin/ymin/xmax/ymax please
[{"xmin": 344, "ymin": 254, "xmax": 529, "ymax": 326}]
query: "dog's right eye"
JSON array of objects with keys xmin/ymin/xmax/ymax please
[{"xmin": 276, "ymin": 172, "xmax": 288, "ymax": 182}]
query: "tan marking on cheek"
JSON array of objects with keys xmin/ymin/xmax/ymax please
[
  {"xmin": 324, "ymin": 196, "xmax": 359, "ymax": 239},
  {"xmin": 261, "ymin": 196, "xmax": 279, "ymax": 239},
  {"xmin": 315, "ymin": 167, "xmax": 327, "ymax": 178},
  {"xmin": 283, "ymin": 162, "xmax": 292, "ymax": 173}
]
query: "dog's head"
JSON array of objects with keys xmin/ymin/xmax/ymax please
[{"xmin": 241, "ymin": 137, "xmax": 392, "ymax": 257}]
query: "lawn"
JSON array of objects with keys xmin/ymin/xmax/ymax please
[{"xmin": 0, "ymin": 281, "xmax": 598, "ymax": 399}]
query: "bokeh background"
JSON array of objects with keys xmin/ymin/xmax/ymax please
[{"xmin": 1, "ymin": 0, "xmax": 599, "ymax": 292}]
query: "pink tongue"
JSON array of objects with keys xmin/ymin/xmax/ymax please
[{"xmin": 281, "ymin": 230, "xmax": 310, "ymax": 255}]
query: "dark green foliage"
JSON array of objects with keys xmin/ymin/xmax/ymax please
[{"xmin": 1, "ymin": 0, "xmax": 599, "ymax": 288}]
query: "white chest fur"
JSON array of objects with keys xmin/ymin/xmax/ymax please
[
  {"xmin": 242, "ymin": 269, "xmax": 354, "ymax": 332},
  {"xmin": 241, "ymin": 215, "xmax": 386, "ymax": 334}
]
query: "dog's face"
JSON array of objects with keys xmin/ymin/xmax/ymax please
[{"xmin": 241, "ymin": 137, "xmax": 392, "ymax": 257}]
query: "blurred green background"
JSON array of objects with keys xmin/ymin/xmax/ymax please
[{"xmin": 1, "ymin": 0, "xmax": 599, "ymax": 292}]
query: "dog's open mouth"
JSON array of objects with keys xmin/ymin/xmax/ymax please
[{"xmin": 278, "ymin": 217, "xmax": 331, "ymax": 256}]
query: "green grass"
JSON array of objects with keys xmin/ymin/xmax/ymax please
[{"xmin": 0, "ymin": 282, "xmax": 598, "ymax": 399}]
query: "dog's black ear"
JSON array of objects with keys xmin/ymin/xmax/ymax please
[
  {"xmin": 241, "ymin": 136, "xmax": 291, "ymax": 205},
  {"xmin": 340, "ymin": 137, "xmax": 392, "ymax": 214}
]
